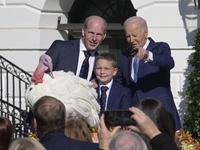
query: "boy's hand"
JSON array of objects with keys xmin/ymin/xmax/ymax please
[{"xmin": 91, "ymin": 78, "xmax": 98, "ymax": 88}]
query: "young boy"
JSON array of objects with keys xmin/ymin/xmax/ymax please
[{"xmin": 94, "ymin": 52, "xmax": 132, "ymax": 116}]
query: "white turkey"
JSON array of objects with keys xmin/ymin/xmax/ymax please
[{"xmin": 25, "ymin": 54, "xmax": 100, "ymax": 127}]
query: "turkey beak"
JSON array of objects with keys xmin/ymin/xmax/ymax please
[{"xmin": 48, "ymin": 62, "xmax": 54, "ymax": 78}]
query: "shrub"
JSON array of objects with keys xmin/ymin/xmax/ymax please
[{"xmin": 183, "ymin": 28, "xmax": 200, "ymax": 141}]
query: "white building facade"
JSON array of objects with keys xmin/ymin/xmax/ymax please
[{"xmin": 0, "ymin": 0, "xmax": 200, "ymax": 125}]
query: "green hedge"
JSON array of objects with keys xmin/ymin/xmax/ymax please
[{"xmin": 183, "ymin": 28, "xmax": 200, "ymax": 141}]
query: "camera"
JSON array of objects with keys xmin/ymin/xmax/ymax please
[{"xmin": 104, "ymin": 110, "xmax": 136, "ymax": 129}]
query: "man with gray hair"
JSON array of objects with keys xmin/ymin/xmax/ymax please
[
  {"xmin": 114, "ymin": 16, "xmax": 181, "ymax": 130},
  {"xmin": 109, "ymin": 131, "xmax": 147, "ymax": 150}
]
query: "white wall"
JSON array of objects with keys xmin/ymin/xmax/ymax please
[{"xmin": 0, "ymin": 0, "xmax": 71, "ymax": 73}]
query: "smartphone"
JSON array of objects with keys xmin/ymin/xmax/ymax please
[{"xmin": 104, "ymin": 110, "xmax": 136, "ymax": 128}]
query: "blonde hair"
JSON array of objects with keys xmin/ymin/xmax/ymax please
[
  {"xmin": 95, "ymin": 52, "xmax": 117, "ymax": 68},
  {"xmin": 65, "ymin": 118, "xmax": 93, "ymax": 142},
  {"xmin": 9, "ymin": 138, "xmax": 46, "ymax": 150}
]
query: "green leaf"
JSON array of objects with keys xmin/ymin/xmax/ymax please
[{"xmin": 183, "ymin": 28, "xmax": 200, "ymax": 141}]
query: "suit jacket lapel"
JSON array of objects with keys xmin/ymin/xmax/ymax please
[
  {"xmin": 70, "ymin": 40, "xmax": 80, "ymax": 74},
  {"xmin": 106, "ymin": 82, "xmax": 116, "ymax": 109},
  {"xmin": 96, "ymin": 86, "xmax": 100, "ymax": 103},
  {"xmin": 90, "ymin": 51, "xmax": 99, "ymax": 80},
  {"xmin": 138, "ymin": 59, "xmax": 144, "ymax": 78},
  {"xmin": 127, "ymin": 50, "xmax": 134, "ymax": 81},
  {"xmin": 147, "ymin": 37, "xmax": 156, "ymax": 52},
  {"xmin": 138, "ymin": 37, "xmax": 156, "ymax": 78}
]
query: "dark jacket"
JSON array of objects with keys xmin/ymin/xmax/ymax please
[
  {"xmin": 115, "ymin": 37, "xmax": 181, "ymax": 130},
  {"xmin": 40, "ymin": 132, "xmax": 99, "ymax": 150}
]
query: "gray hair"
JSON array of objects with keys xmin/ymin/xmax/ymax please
[
  {"xmin": 109, "ymin": 131, "xmax": 147, "ymax": 150},
  {"xmin": 123, "ymin": 16, "xmax": 147, "ymax": 32}
]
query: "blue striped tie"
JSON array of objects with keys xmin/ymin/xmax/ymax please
[{"xmin": 100, "ymin": 86, "xmax": 108, "ymax": 116}]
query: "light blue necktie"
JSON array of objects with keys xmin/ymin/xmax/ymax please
[{"xmin": 134, "ymin": 56, "xmax": 139, "ymax": 83}]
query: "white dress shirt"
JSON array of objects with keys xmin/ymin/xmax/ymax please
[{"xmin": 76, "ymin": 39, "xmax": 96, "ymax": 80}]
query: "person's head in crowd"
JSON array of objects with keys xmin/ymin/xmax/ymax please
[
  {"xmin": 64, "ymin": 118, "xmax": 93, "ymax": 142},
  {"xmin": 137, "ymin": 97, "xmax": 175, "ymax": 150},
  {"xmin": 123, "ymin": 16, "xmax": 148, "ymax": 50},
  {"xmin": 94, "ymin": 52, "xmax": 118, "ymax": 85},
  {"xmin": 32, "ymin": 96, "xmax": 66, "ymax": 139},
  {"xmin": 82, "ymin": 15, "xmax": 107, "ymax": 52},
  {"xmin": 9, "ymin": 137, "xmax": 46, "ymax": 150},
  {"xmin": 0, "ymin": 116, "xmax": 13, "ymax": 150},
  {"xmin": 109, "ymin": 131, "xmax": 147, "ymax": 150}
]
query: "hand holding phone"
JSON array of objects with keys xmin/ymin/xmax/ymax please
[{"xmin": 104, "ymin": 110, "xmax": 136, "ymax": 129}]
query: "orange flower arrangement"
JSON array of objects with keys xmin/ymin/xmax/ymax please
[
  {"xmin": 89, "ymin": 126, "xmax": 131, "ymax": 143},
  {"xmin": 176, "ymin": 128, "xmax": 200, "ymax": 150},
  {"xmin": 29, "ymin": 133, "xmax": 39, "ymax": 141},
  {"xmin": 89, "ymin": 126, "xmax": 98, "ymax": 133},
  {"xmin": 108, "ymin": 126, "xmax": 131, "ymax": 132}
]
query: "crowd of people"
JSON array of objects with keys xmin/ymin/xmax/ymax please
[
  {"xmin": 0, "ymin": 15, "xmax": 182, "ymax": 150},
  {"xmin": 1, "ymin": 96, "xmax": 178, "ymax": 150}
]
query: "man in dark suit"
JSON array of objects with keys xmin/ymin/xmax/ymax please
[
  {"xmin": 114, "ymin": 16, "xmax": 181, "ymax": 130},
  {"xmin": 32, "ymin": 96, "xmax": 99, "ymax": 150},
  {"xmin": 25, "ymin": 16, "xmax": 106, "ymax": 127},
  {"xmin": 94, "ymin": 53, "xmax": 132, "ymax": 116},
  {"xmin": 45, "ymin": 15, "xmax": 107, "ymax": 81}
]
